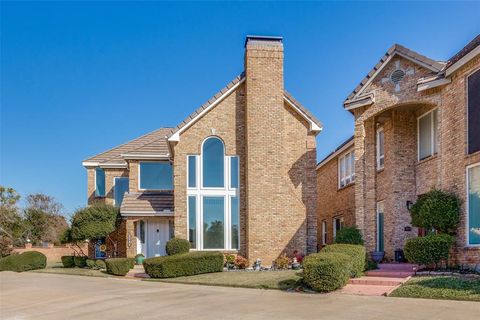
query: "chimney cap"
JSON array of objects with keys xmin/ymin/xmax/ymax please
[{"xmin": 245, "ymin": 35, "xmax": 283, "ymax": 47}]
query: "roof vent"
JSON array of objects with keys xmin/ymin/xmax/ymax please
[{"xmin": 391, "ymin": 69, "xmax": 406, "ymax": 84}]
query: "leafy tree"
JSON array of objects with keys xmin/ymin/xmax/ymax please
[
  {"xmin": 409, "ymin": 189, "xmax": 460, "ymax": 235},
  {"xmin": 0, "ymin": 186, "xmax": 25, "ymax": 251},
  {"xmin": 23, "ymin": 193, "xmax": 68, "ymax": 245},
  {"xmin": 69, "ymin": 203, "xmax": 120, "ymax": 256}
]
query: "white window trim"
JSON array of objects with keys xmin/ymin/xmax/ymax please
[
  {"xmin": 376, "ymin": 201, "xmax": 385, "ymax": 252},
  {"xmin": 417, "ymin": 108, "xmax": 438, "ymax": 161},
  {"xmin": 113, "ymin": 177, "xmax": 129, "ymax": 207},
  {"xmin": 322, "ymin": 220, "xmax": 327, "ymax": 245},
  {"xmin": 333, "ymin": 217, "xmax": 343, "ymax": 239},
  {"xmin": 187, "ymin": 137, "xmax": 240, "ymax": 251},
  {"xmin": 467, "ymin": 68, "xmax": 480, "ymax": 155},
  {"xmin": 466, "ymin": 162, "xmax": 480, "ymax": 247},
  {"xmin": 338, "ymin": 149, "xmax": 355, "ymax": 188},
  {"xmin": 138, "ymin": 161, "xmax": 173, "ymax": 191},
  {"xmin": 376, "ymin": 127, "xmax": 384, "ymax": 170}
]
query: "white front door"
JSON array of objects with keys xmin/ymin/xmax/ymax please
[{"xmin": 146, "ymin": 219, "xmax": 169, "ymax": 257}]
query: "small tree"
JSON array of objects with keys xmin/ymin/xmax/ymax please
[
  {"xmin": 69, "ymin": 203, "xmax": 120, "ymax": 256},
  {"xmin": 409, "ymin": 189, "xmax": 461, "ymax": 235},
  {"xmin": 334, "ymin": 226, "xmax": 364, "ymax": 245},
  {"xmin": 0, "ymin": 186, "xmax": 26, "ymax": 247}
]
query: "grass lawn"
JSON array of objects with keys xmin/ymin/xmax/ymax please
[
  {"xmin": 146, "ymin": 270, "xmax": 303, "ymax": 290},
  {"xmin": 390, "ymin": 276, "xmax": 480, "ymax": 302},
  {"xmin": 31, "ymin": 262, "xmax": 113, "ymax": 278}
]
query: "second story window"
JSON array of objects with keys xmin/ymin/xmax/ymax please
[
  {"xmin": 139, "ymin": 162, "xmax": 173, "ymax": 190},
  {"xmin": 202, "ymin": 137, "xmax": 225, "ymax": 188},
  {"xmin": 95, "ymin": 168, "xmax": 106, "ymax": 197},
  {"xmin": 339, "ymin": 149, "xmax": 355, "ymax": 188},
  {"xmin": 418, "ymin": 109, "xmax": 438, "ymax": 161},
  {"xmin": 468, "ymin": 69, "xmax": 480, "ymax": 155},
  {"xmin": 376, "ymin": 127, "xmax": 385, "ymax": 170},
  {"xmin": 114, "ymin": 177, "xmax": 129, "ymax": 207}
]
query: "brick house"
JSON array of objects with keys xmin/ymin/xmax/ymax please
[
  {"xmin": 82, "ymin": 36, "xmax": 322, "ymax": 265},
  {"xmin": 317, "ymin": 35, "xmax": 480, "ymax": 266}
]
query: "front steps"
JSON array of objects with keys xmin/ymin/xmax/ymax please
[{"xmin": 340, "ymin": 263, "xmax": 417, "ymax": 296}]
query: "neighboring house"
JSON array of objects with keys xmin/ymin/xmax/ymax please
[
  {"xmin": 317, "ymin": 34, "xmax": 480, "ymax": 266},
  {"xmin": 82, "ymin": 36, "xmax": 322, "ymax": 264}
]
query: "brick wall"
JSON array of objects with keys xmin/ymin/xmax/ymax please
[
  {"xmin": 14, "ymin": 243, "xmax": 88, "ymax": 263},
  {"xmin": 86, "ymin": 167, "xmax": 129, "ymax": 205}
]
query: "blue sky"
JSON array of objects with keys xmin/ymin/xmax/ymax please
[{"xmin": 1, "ymin": 1, "xmax": 479, "ymax": 216}]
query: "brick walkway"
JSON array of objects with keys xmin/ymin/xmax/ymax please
[
  {"xmin": 340, "ymin": 263, "xmax": 417, "ymax": 296},
  {"xmin": 126, "ymin": 264, "xmax": 150, "ymax": 279}
]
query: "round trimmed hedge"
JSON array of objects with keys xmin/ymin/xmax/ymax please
[
  {"xmin": 404, "ymin": 234, "xmax": 454, "ymax": 266},
  {"xmin": 95, "ymin": 259, "xmax": 106, "ymax": 269},
  {"xmin": 303, "ymin": 252, "xmax": 353, "ymax": 292},
  {"xmin": 74, "ymin": 256, "xmax": 87, "ymax": 268},
  {"xmin": 322, "ymin": 244, "xmax": 366, "ymax": 278},
  {"xmin": 61, "ymin": 256, "xmax": 75, "ymax": 268},
  {"xmin": 334, "ymin": 226, "xmax": 364, "ymax": 245},
  {"xmin": 0, "ymin": 251, "xmax": 47, "ymax": 272},
  {"xmin": 105, "ymin": 258, "xmax": 130, "ymax": 276},
  {"xmin": 166, "ymin": 238, "xmax": 190, "ymax": 256}
]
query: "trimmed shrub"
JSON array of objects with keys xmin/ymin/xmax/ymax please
[
  {"xmin": 233, "ymin": 255, "xmax": 249, "ymax": 269},
  {"xmin": 409, "ymin": 189, "xmax": 460, "ymax": 235},
  {"xmin": 303, "ymin": 252, "xmax": 353, "ymax": 292},
  {"xmin": 322, "ymin": 244, "xmax": 366, "ymax": 278},
  {"xmin": 74, "ymin": 256, "xmax": 87, "ymax": 268},
  {"xmin": 0, "ymin": 251, "xmax": 47, "ymax": 272},
  {"xmin": 105, "ymin": 258, "xmax": 130, "ymax": 276},
  {"xmin": 61, "ymin": 255, "xmax": 75, "ymax": 268},
  {"xmin": 274, "ymin": 255, "xmax": 291, "ymax": 269},
  {"xmin": 404, "ymin": 234, "xmax": 455, "ymax": 266},
  {"xmin": 95, "ymin": 259, "xmax": 106, "ymax": 269},
  {"xmin": 165, "ymin": 238, "xmax": 190, "ymax": 256},
  {"xmin": 144, "ymin": 251, "xmax": 223, "ymax": 278},
  {"xmin": 127, "ymin": 258, "xmax": 135, "ymax": 269},
  {"xmin": 334, "ymin": 226, "xmax": 364, "ymax": 245},
  {"xmin": 86, "ymin": 259, "xmax": 96, "ymax": 269}
]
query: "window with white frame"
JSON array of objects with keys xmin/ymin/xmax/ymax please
[
  {"xmin": 376, "ymin": 127, "xmax": 385, "ymax": 170},
  {"xmin": 339, "ymin": 150, "xmax": 355, "ymax": 188},
  {"xmin": 418, "ymin": 109, "xmax": 438, "ymax": 161},
  {"xmin": 467, "ymin": 163, "xmax": 480, "ymax": 246},
  {"xmin": 333, "ymin": 217, "xmax": 344, "ymax": 239},
  {"xmin": 322, "ymin": 221, "xmax": 327, "ymax": 245},
  {"xmin": 187, "ymin": 137, "xmax": 240, "ymax": 250}
]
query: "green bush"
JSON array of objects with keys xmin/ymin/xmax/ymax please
[
  {"xmin": 86, "ymin": 259, "xmax": 96, "ymax": 269},
  {"xmin": 127, "ymin": 258, "xmax": 135, "ymax": 269},
  {"xmin": 144, "ymin": 251, "xmax": 223, "ymax": 278},
  {"xmin": 105, "ymin": 258, "xmax": 130, "ymax": 276},
  {"xmin": 74, "ymin": 256, "xmax": 87, "ymax": 268},
  {"xmin": 303, "ymin": 252, "xmax": 353, "ymax": 292},
  {"xmin": 404, "ymin": 234, "xmax": 455, "ymax": 266},
  {"xmin": 165, "ymin": 238, "xmax": 190, "ymax": 255},
  {"xmin": 409, "ymin": 189, "xmax": 460, "ymax": 235},
  {"xmin": 322, "ymin": 244, "xmax": 366, "ymax": 278},
  {"xmin": 95, "ymin": 259, "xmax": 106, "ymax": 269},
  {"xmin": 334, "ymin": 226, "xmax": 364, "ymax": 245},
  {"xmin": 0, "ymin": 251, "xmax": 47, "ymax": 272},
  {"xmin": 61, "ymin": 256, "xmax": 75, "ymax": 268}
]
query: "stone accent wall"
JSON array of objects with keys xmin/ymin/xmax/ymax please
[{"xmin": 316, "ymin": 155, "xmax": 355, "ymax": 247}]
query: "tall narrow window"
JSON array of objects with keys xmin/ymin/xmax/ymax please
[
  {"xmin": 468, "ymin": 69, "xmax": 480, "ymax": 154},
  {"xmin": 139, "ymin": 162, "xmax": 173, "ymax": 190},
  {"xmin": 188, "ymin": 156, "xmax": 197, "ymax": 188},
  {"xmin": 95, "ymin": 168, "xmax": 105, "ymax": 197},
  {"xmin": 376, "ymin": 127, "xmax": 385, "ymax": 170},
  {"xmin": 114, "ymin": 177, "xmax": 129, "ymax": 207},
  {"xmin": 468, "ymin": 164, "xmax": 480, "ymax": 245},
  {"xmin": 188, "ymin": 196, "xmax": 197, "ymax": 249},
  {"xmin": 322, "ymin": 221, "xmax": 327, "ymax": 245},
  {"xmin": 333, "ymin": 217, "xmax": 343, "ymax": 239},
  {"xmin": 203, "ymin": 197, "xmax": 225, "ymax": 249},
  {"xmin": 339, "ymin": 150, "xmax": 355, "ymax": 188},
  {"xmin": 202, "ymin": 137, "xmax": 225, "ymax": 188},
  {"xmin": 377, "ymin": 202, "xmax": 385, "ymax": 252},
  {"xmin": 418, "ymin": 109, "xmax": 438, "ymax": 161},
  {"xmin": 231, "ymin": 196, "xmax": 239, "ymax": 249},
  {"xmin": 230, "ymin": 156, "xmax": 239, "ymax": 189}
]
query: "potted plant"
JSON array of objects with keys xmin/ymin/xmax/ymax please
[
  {"xmin": 135, "ymin": 253, "xmax": 145, "ymax": 265},
  {"xmin": 370, "ymin": 251, "xmax": 385, "ymax": 263}
]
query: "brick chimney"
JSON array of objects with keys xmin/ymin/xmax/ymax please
[{"xmin": 244, "ymin": 36, "xmax": 287, "ymax": 263}]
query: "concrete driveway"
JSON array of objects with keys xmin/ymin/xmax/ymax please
[{"xmin": 1, "ymin": 272, "xmax": 478, "ymax": 320}]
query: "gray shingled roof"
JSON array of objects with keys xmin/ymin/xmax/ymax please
[
  {"xmin": 83, "ymin": 127, "xmax": 173, "ymax": 165},
  {"xmin": 120, "ymin": 192, "xmax": 174, "ymax": 214},
  {"xmin": 345, "ymin": 44, "xmax": 445, "ymax": 103}
]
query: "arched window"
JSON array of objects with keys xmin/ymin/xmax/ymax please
[{"xmin": 202, "ymin": 137, "xmax": 225, "ymax": 187}]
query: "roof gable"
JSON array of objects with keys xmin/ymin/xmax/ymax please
[{"xmin": 345, "ymin": 44, "xmax": 445, "ymax": 108}]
